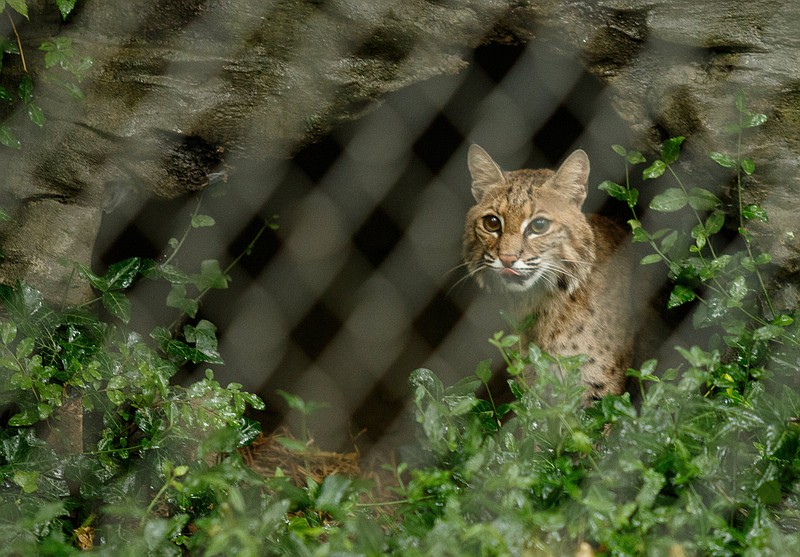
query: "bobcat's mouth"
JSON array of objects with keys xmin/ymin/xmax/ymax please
[{"xmin": 498, "ymin": 267, "xmax": 531, "ymax": 285}]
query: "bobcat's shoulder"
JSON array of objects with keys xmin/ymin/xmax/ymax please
[{"xmin": 463, "ymin": 145, "xmax": 634, "ymax": 403}]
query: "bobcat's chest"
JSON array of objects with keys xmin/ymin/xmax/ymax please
[{"xmin": 522, "ymin": 273, "xmax": 634, "ymax": 402}]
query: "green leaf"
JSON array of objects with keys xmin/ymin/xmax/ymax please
[
  {"xmin": 16, "ymin": 336, "xmax": 34, "ymax": 359},
  {"xmin": 26, "ymin": 103, "xmax": 44, "ymax": 127},
  {"xmin": 277, "ymin": 389, "xmax": 307, "ymax": 413},
  {"xmin": 142, "ymin": 261, "xmax": 190, "ymax": 284},
  {"xmin": 102, "ymin": 290, "xmax": 132, "ymax": 322},
  {"xmin": 0, "ymin": 86, "xmax": 13, "ymax": 102},
  {"xmin": 660, "ymin": 230, "xmax": 679, "ymax": 253},
  {"xmin": 745, "ymin": 113, "xmax": 767, "ymax": 128},
  {"xmin": 568, "ymin": 431, "xmax": 593, "ymax": 455},
  {"xmin": 275, "ymin": 436, "xmax": 309, "ymax": 452},
  {"xmin": 0, "ymin": 126, "xmax": 21, "ymax": 149},
  {"xmin": 598, "ymin": 180, "xmax": 627, "ymax": 200},
  {"xmin": 166, "ymin": 283, "xmax": 198, "ymax": 318},
  {"xmin": 8, "ymin": 407, "xmax": 40, "ymax": 426},
  {"xmin": 709, "ymin": 151, "xmax": 736, "ymax": 168},
  {"xmin": 727, "ymin": 275, "xmax": 747, "ymax": 305},
  {"xmin": 191, "ymin": 259, "xmax": 229, "ymax": 290},
  {"xmin": 649, "ymin": 188, "xmax": 688, "ymax": 212},
  {"xmin": 667, "ymin": 285, "xmax": 697, "ymax": 309},
  {"xmin": 640, "ymin": 254, "xmax": 662, "ymax": 265},
  {"xmin": 104, "ymin": 257, "xmax": 141, "ymax": 290},
  {"xmin": 740, "ymin": 158, "xmax": 756, "ymax": 175},
  {"xmin": 688, "ymin": 188, "xmax": 722, "ymax": 211},
  {"xmin": 773, "ymin": 314, "xmax": 794, "ymax": 327},
  {"xmin": 742, "ymin": 204, "xmax": 768, "ymax": 222},
  {"xmin": 642, "ymin": 160, "xmax": 666, "ymax": 180},
  {"xmin": 316, "ymin": 475, "xmax": 353, "ymax": 514},
  {"xmin": 41, "ymin": 44, "xmax": 70, "ymax": 69},
  {"xmin": 56, "ymin": 0, "xmax": 77, "ymax": 19},
  {"xmin": 704, "ymin": 211, "xmax": 726, "ymax": 235},
  {"xmin": 636, "ymin": 469, "xmax": 666, "ymax": 510},
  {"xmin": 661, "ymin": 136, "xmax": 685, "ymax": 165},
  {"xmin": 75, "ymin": 263, "xmax": 109, "ymax": 292},
  {"xmin": 191, "ymin": 214, "xmax": 216, "ymax": 228},
  {"xmin": 12, "ymin": 470, "xmax": 39, "ymax": 493},
  {"xmin": 757, "ymin": 480, "xmax": 782, "ymax": 505},
  {"xmin": 475, "ymin": 359, "xmax": 492, "ymax": 384},
  {"xmin": 628, "ymin": 219, "xmax": 649, "ymax": 243},
  {"xmin": 611, "ymin": 144, "xmax": 627, "ymax": 156},
  {"xmin": 183, "ymin": 320, "xmax": 223, "ymax": 364},
  {"xmin": 106, "ymin": 388, "xmax": 125, "ymax": 407},
  {"xmin": 1, "ymin": 321, "xmax": 17, "ymax": 345},
  {"xmin": 18, "ymin": 74, "xmax": 33, "ymax": 103},
  {"xmin": 598, "ymin": 180, "xmax": 638, "ymax": 207},
  {"xmin": 626, "ymin": 151, "xmax": 646, "ymax": 165},
  {"xmin": 6, "ymin": 0, "xmax": 29, "ymax": 18},
  {"xmin": 754, "ymin": 252, "xmax": 772, "ymax": 266},
  {"xmin": 735, "ymin": 90, "xmax": 747, "ymax": 114},
  {"xmin": 173, "ymin": 465, "xmax": 189, "ymax": 477}
]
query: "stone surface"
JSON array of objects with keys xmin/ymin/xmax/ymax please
[
  {"xmin": 525, "ymin": 0, "xmax": 800, "ymax": 309},
  {"xmin": 0, "ymin": 0, "xmax": 798, "ymax": 304},
  {"xmin": 0, "ymin": 0, "xmax": 509, "ymax": 302}
]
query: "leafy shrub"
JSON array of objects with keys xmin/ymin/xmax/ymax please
[
  {"xmin": 1, "ymin": 0, "xmax": 91, "ymax": 149},
  {"xmin": 0, "ymin": 90, "xmax": 798, "ymax": 556},
  {"xmin": 0, "ymin": 205, "xmax": 284, "ymax": 555}
]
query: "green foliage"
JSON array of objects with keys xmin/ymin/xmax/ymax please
[
  {"xmin": 0, "ymin": 205, "xmax": 294, "ymax": 554},
  {"xmin": 1, "ymin": 1, "xmax": 90, "ymax": 148},
  {"xmin": 601, "ymin": 93, "xmax": 796, "ymax": 402},
  {"xmin": 1, "ymin": 89, "xmax": 798, "ymax": 555}
]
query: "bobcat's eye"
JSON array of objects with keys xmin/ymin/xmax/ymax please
[
  {"xmin": 527, "ymin": 217, "xmax": 551, "ymax": 235},
  {"xmin": 482, "ymin": 215, "xmax": 502, "ymax": 233}
]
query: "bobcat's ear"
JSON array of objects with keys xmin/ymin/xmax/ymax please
[
  {"xmin": 551, "ymin": 149, "xmax": 590, "ymax": 207},
  {"xmin": 468, "ymin": 144, "xmax": 506, "ymax": 202}
]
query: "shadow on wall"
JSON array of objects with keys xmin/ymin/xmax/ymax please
[{"xmin": 94, "ymin": 37, "xmax": 640, "ymax": 455}]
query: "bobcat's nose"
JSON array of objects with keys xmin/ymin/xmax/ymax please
[{"xmin": 498, "ymin": 254, "xmax": 518, "ymax": 268}]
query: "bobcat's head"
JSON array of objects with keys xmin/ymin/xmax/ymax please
[{"xmin": 463, "ymin": 145, "xmax": 596, "ymax": 298}]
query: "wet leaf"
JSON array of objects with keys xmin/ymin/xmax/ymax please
[
  {"xmin": 688, "ymin": 188, "xmax": 721, "ymax": 211},
  {"xmin": 102, "ymin": 291, "xmax": 132, "ymax": 322},
  {"xmin": 742, "ymin": 204, "xmax": 768, "ymax": 222},
  {"xmin": 650, "ymin": 188, "xmax": 688, "ymax": 212},
  {"xmin": 191, "ymin": 214, "xmax": 216, "ymax": 228},
  {"xmin": 475, "ymin": 359, "xmax": 492, "ymax": 384},
  {"xmin": 0, "ymin": 125, "xmax": 21, "ymax": 149},
  {"xmin": 56, "ymin": 0, "xmax": 77, "ymax": 18},
  {"xmin": 104, "ymin": 257, "xmax": 141, "ymax": 290},
  {"xmin": 6, "ymin": 0, "xmax": 29, "ymax": 18},
  {"xmin": 661, "ymin": 136, "xmax": 685, "ymax": 165},
  {"xmin": 668, "ymin": 285, "xmax": 696, "ymax": 308},
  {"xmin": 643, "ymin": 160, "xmax": 666, "ymax": 179},
  {"xmin": 709, "ymin": 151, "xmax": 736, "ymax": 168}
]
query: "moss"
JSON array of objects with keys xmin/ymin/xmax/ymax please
[
  {"xmin": 772, "ymin": 81, "xmax": 800, "ymax": 152},
  {"xmin": 584, "ymin": 7, "xmax": 649, "ymax": 77}
]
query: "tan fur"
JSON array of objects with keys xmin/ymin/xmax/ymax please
[{"xmin": 463, "ymin": 145, "xmax": 634, "ymax": 403}]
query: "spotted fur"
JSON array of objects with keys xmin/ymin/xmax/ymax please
[{"xmin": 463, "ymin": 145, "xmax": 634, "ymax": 403}]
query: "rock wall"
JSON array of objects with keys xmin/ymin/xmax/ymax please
[{"xmin": 0, "ymin": 0, "xmax": 797, "ymax": 306}]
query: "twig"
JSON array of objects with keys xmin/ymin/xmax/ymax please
[{"xmin": 7, "ymin": 13, "xmax": 27, "ymax": 73}]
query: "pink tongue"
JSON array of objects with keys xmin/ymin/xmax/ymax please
[{"xmin": 501, "ymin": 268, "xmax": 521, "ymax": 277}]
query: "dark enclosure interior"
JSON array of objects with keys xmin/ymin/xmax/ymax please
[{"xmin": 94, "ymin": 37, "xmax": 636, "ymax": 454}]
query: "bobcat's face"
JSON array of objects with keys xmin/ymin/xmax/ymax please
[{"xmin": 463, "ymin": 146, "xmax": 595, "ymax": 297}]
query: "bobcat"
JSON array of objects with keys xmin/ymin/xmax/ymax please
[{"xmin": 463, "ymin": 145, "xmax": 635, "ymax": 403}]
